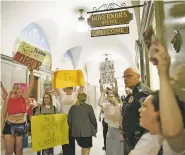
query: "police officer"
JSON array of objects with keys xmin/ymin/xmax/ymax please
[{"xmin": 121, "ymin": 67, "xmax": 152, "ymax": 155}]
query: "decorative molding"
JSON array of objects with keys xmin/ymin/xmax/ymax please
[{"xmin": 1, "ymin": 54, "xmax": 14, "ymax": 62}]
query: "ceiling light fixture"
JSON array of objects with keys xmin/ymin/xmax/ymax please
[{"xmin": 76, "ymin": 9, "xmax": 88, "ymax": 32}]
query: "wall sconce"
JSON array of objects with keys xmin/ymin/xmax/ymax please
[{"xmin": 76, "ymin": 9, "xmax": 88, "ymax": 32}]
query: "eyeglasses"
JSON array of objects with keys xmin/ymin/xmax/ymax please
[{"xmin": 122, "ymin": 74, "xmax": 135, "ymax": 79}]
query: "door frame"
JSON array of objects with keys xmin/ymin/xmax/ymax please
[{"xmin": 26, "ymin": 70, "xmax": 41, "ymax": 101}]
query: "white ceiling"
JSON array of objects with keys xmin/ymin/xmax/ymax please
[{"xmin": 1, "ymin": 0, "xmax": 140, "ymax": 88}]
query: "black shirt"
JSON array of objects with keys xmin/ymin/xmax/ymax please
[{"xmin": 122, "ymin": 82, "xmax": 152, "ymax": 132}]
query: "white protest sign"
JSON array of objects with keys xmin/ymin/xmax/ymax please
[{"xmin": 99, "ymin": 60, "xmax": 115, "ymax": 84}]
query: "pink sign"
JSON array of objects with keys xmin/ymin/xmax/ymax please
[{"xmin": 14, "ymin": 83, "xmax": 28, "ymax": 93}]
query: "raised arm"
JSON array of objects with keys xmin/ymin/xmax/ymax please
[
  {"xmin": 77, "ymin": 86, "xmax": 83, "ymax": 93},
  {"xmin": 114, "ymin": 78, "xmax": 118, "ymax": 93},
  {"xmin": 98, "ymin": 90, "xmax": 106, "ymax": 108},
  {"xmin": 54, "ymin": 88, "xmax": 61, "ymax": 96},
  {"xmin": 99, "ymin": 79, "xmax": 104, "ymax": 93},
  {"xmin": 1, "ymin": 99, "xmax": 8, "ymax": 132},
  {"xmin": 150, "ymin": 41, "xmax": 184, "ymax": 137},
  {"xmin": 1, "ymin": 82, "xmax": 8, "ymax": 101},
  {"xmin": 23, "ymin": 68, "xmax": 34, "ymax": 100}
]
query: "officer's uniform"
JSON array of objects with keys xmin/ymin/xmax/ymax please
[{"xmin": 122, "ymin": 82, "xmax": 152, "ymax": 154}]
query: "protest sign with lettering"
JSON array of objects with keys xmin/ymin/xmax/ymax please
[
  {"xmin": 31, "ymin": 114, "xmax": 69, "ymax": 151},
  {"xmin": 13, "ymin": 41, "xmax": 47, "ymax": 70},
  {"xmin": 99, "ymin": 61, "xmax": 115, "ymax": 84},
  {"xmin": 52, "ymin": 70, "xmax": 84, "ymax": 88}
]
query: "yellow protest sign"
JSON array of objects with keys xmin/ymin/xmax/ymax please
[
  {"xmin": 52, "ymin": 70, "xmax": 84, "ymax": 88},
  {"xmin": 31, "ymin": 114, "xmax": 69, "ymax": 151}
]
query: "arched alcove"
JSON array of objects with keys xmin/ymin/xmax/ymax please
[{"xmin": 12, "ymin": 22, "xmax": 52, "ymax": 70}]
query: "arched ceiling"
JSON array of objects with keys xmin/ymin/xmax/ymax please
[{"xmin": 1, "ymin": 0, "xmax": 141, "ymax": 90}]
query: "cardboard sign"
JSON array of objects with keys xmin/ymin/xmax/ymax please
[
  {"xmin": 31, "ymin": 114, "xmax": 69, "ymax": 151},
  {"xmin": 13, "ymin": 41, "xmax": 47, "ymax": 70},
  {"xmin": 52, "ymin": 70, "xmax": 84, "ymax": 88},
  {"xmin": 99, "ymin": 61, "xmax": 115, "ymax": 84}
]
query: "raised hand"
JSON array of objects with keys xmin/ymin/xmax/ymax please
[
  {"xmin": 149, "ymin": 41, "xmax": 170, "ymax": 76},
  {"xmin": 102, "ymin": 89, "xmax": 106, "ymax": 96},
  {"xmin": 27, "ymin": 66, "xmax": 34, "ymax": 71}
]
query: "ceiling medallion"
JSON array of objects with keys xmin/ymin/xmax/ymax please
[{"xmin": 171, "ymin": 30, "xmax": 182, "ymax": 53}]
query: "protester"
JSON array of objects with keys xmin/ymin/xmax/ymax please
[
  {"xmin": 68, "ymin": 93, "xmax": 97, "ymax": 155},
  {"xmin": 34, "ymin": 92, "xmax": 58, "ymax": 155},
  {"xmin": 1, "ymin": 67, "xmax": 34, "ymax": 155}
]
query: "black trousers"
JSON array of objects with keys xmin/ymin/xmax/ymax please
[
  {"xmin": 102, "ymin": 118, "xmax": 108, "ymax": 149},
  {"xmin": 62, "ymin": 130, "xmax": 75, "ymax": 155}
]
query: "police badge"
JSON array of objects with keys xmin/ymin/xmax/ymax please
[{"xmin": 128, "ymin": 96, "xmax": 134, "ymax": 103}]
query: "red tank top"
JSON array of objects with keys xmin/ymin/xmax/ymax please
[{"xmin": 7, "ymin": 96, "xmax": 27, "ymax": 115}]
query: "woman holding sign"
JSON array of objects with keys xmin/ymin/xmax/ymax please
[
  {"xmin": 34, "ymin": 92, "xmax": 58, "ymax": 155},
  {"xmin": 1, "ymin": 67, "xmax": 34, "ymax": 155},
  {"xmin": 98, "ymin": 90, "xmax": 124, "ymax": 155}
]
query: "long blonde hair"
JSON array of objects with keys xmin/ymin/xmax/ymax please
[{"xmin": 75, "ymin": 93, "xmax": 87, "ymax": 106}]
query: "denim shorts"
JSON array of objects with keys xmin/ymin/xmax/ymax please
[{"xmin": 3, "ymin": 121, "xmax": 26, "ymax": 136}]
